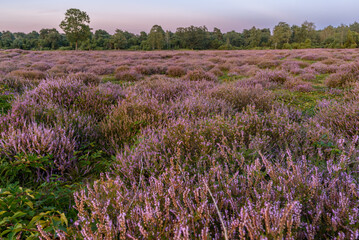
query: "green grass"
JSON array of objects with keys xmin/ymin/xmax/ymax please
[
  {"xmin": 294, "ymin": 57, "xmax": 317, "ymax": 64},
  {"xmin": 219, "ymin": 72, "xmax": 246, "ymax": 82},
  {"xmin": 0, "ymin": 85, "xmax": 13, "ymax": 115},
  {"xmin": 273, "ymin": 88, "xmax": 343, "ymax": 116},
  {"xmin": 101, "ymin": 75, "xmax": 137, "ymax": 87}
]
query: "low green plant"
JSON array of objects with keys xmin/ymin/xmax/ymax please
[
  {"xmin": 0, "ymin": 154, "xmax": 54, "ymax": 187},
  {"xmin": 0, "ymin": 184, "xmax": 69, "ymax": 239}
]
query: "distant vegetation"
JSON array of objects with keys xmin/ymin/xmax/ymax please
[{"xmin": 1, "ymin": 8, "xmax": 359, "ymax": 50}]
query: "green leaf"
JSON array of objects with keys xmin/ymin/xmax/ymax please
[
  {"xmin": 11, "ymin": 211, "xmax": 27, "ymax": 219},
  {"xmin": 60, "ymin": 212, "xmax": 68, "ymax": 226},
  {"xmin": 28, "ymin": 215, "xmax": 42, "ymax": 227},
  {"xmin": 0, "ymin": 229, "xmax": 11, "ymax": 237},
  {"xmin": 25, "ymin": 201, "xmax": 34, "ymax": 209}
]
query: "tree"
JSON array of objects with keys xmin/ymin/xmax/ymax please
[
  {"xmin": 148, "ymin": 25, "xmax": 165, "ymax": 50},
  {"xmin": 60, "ymin": 8, "xmax": 91, "ymax": 50},
  {"xmin": 224, "ymin": 31, "xmax": 244, "ymax": 47},
  {"xmin": 344, "ymin": 30, "xmax": 357, "ymax": 48},
  {"xmin": 39, "ymin": 28, "xmax": 62, "ymax": 50},
  {"xmin": 175, "ymin": 26, "xmax": 210, "ymax": 49},
  {"xmin": 110, "ymin": 29, "xmax": 127, "ymax": 50},
  {"xmin": 0, "ymin": 31, "xmax": 15, "ymax": 49},
  {"xmin": 272, "ymin": 22, "xmax": 292, "ymax": 49},
  {"xmin": 94, "ymin": 29, "xmax": 111, "ymax": 49},
  {"xmin": 243, "ymin": 27, "xmax": 261, "ymax": 48}
]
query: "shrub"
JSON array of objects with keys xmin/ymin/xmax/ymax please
[
  {"xmin": 312, "ymin": 99, "xmax": 359, "ymax": 138},
  {"xmin": 166, "ymin": 66, "xmax": 186, "ymax": 77},
  {"xmin": 184, "ymin": 69, "xmax": 218, "ymax": 82},
  {"xmin": 255, "ymin": 69, "xmax": 288, "ymax": 84},
  {"xmin": 0, "ymin": 122, "xmax": 76, "ymax": 178},
  {"xmin": 0, "ymin": 75, "xmax": 38, "ymax": 93},
  {"xmin": 135, "ymin": 65, "xmax": 167, "ymax": 75},
  {"xmin": 30, "ymin": 62, "xmax": 53, "ymax": 71},
  {"xmin": 0, "ymin": 184, "xmax": 68, "ymax": 239},
  {"xmin": 115, "ymin": 70, "xmax": 142, "ymax": 82},
  {"xmin": 69, "ymin": 72, "xmax": 101, "ymax": 85},
  {"xmin": 89, "ymin": 65, "xmax": 115, "ymax": 75},
  {"xmin": 284, "ymin": 78, "xmax": 314, "ymax": 92},
  {"xmin": 99, "ymin": 95, "xmax": 166, "ymax": 153},
  {"xmin": 301, "ymin": 54, "xmax": 328, "ymax": 61},
  {"xmin": 325, "ymin": 62, "xmax": 359, "ymax": 88},
  {"xmin": 209, "ymin": 83, "xmax": 274, "ymax": 112},
  {"xmin": 257, "ymin": 60, "xmax": 280, "ymax": 69},
  {"xmin": 301, "ymin": 72, "xmax": 316, "ymax": 81},
  {"xmin": 114, "ymin": 65, "xmax": 130, "ymax": 73},
  {"xmin": 132, "ymin": 77, "xmax": 190, "ymax": 102},
  {"xmin": 12, "ymin": 78, "xmax": 119, "ymax": 119},
  {"xmin": 209, "ymin": 66, "xmax": 224, "ymax": 77},
  {"xmin": 169, "ymin": 93, "xmax": 234, "ymax": 118},
  {"xmin": 310, "ymin": 62, "xmax": 337, "ymax": 74},
  {"xmin": 75, "ymin": 136, "xmax": 359, "ymax": 239},
  {"xmin": 10, "ymin": 70, "xmax": 46, "ymax": 80}
]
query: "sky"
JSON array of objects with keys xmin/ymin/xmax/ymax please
[{"xmin": 1, "ymin": 0, "xmax": 359, "ymax": 34}]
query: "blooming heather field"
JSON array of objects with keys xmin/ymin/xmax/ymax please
[{"xmin": 0, "ymin": 49, "xmax": 358, "ymax": 239}]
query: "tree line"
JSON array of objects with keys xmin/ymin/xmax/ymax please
[{"xmin": 1, "ymin": 8, "xmax": 359, "ymax": 51}]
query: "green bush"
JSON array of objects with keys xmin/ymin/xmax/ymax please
[{"xmin": 0, "ymin": 185, "xmax": 69, "ymax": 239}]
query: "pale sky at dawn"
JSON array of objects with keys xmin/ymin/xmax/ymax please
[{"xmin": 1, "ymin": 0, "xmax": 358, "ymax": 33}]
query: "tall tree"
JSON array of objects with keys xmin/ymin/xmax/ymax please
[
  {"xmin": 60, "ymin": 8, "xmax": 91, "ymax": 50},
  {"xmin": 39, "ymin": 28, "xmax": 62, "ymax": 50},
  {"xmin": 175, "ymin": 26, "xmax": 210, "ymax": 49},
  {"xmin": 110, "ymin": 29, "xmax": 127, "ymax": 50},
  {"xmin": 0, "ymin": 31, "xmax": 15, "ymax": 49},
  {"xmin": 148, "ymin": 25, "xmax": 165, "ymax": 50},
  {"xmin": 272, "ymin": 22, "xmax": 292, "ymax": 49},
  {"xmin": 94, "ymin": 29, "xmax": 111, "ymax": 49}
]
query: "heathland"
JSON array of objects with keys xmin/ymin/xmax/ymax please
[{"xmin": 0, "ymin": 49, "xmax": 358, "ymax": 239}]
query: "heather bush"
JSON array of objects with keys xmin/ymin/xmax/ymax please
[
  {"xmin": 312, "ymin": 99, "xmax": 359, "ymax": 138},
  {"xmin": 0, "ymin": 75, "xmax": 38, "ymax": 93},
  {"xmin": 88, "ymin": 65, "xmax": 115, "ymax": 75},
  {"xmin": 301, "ymin": 72, "xmax": 316, "ymax": 81},
  {"xmin": 69, "ymin": 72, "xmax": 101, "ymax": 85},
  {"xmin": 310, "ymin": 62, "xmax": 337, "ymax": 74},
  {"xmin": 75, "ymin": 142, "xmax": 359, "ymax": 239},
  {"xmin": 115, "ymin": 69, "xmax": 142, "ymax": 82},
  {"xmin": 114, "ymin": 65, "xmax": 130, "ymax": 73},
  {"xmin": 0, "ymin": 122, "xmax": 76, "ymax": 179},
  {"xmin": 30, "ymin": 62, "xmax": 53, "ymax": 71},
  {"xmin": 132, "ymin": 77, "xmax": 190, "ymax": 102},
  {"xmin": 209, "ymin": 66, "xmax": 224, "ymax": 76},
  {"xmin": 281, "ymin": 60, "xmax": 306, "ymax": 74},
  {"xmin": 166, "ymin": 66, "xmax": 187, "ymax": 77},
  {"xmin": 326, "ymin": 62, "xmax": 359, "ymax": 88},
  {"xmin": 184, "ymin": 69, "xmax": 218, "ymax": 82},
  {"xmin": 170, "ymin": 93, "xmax": 234, "ymax": 117},
  {"xmin": 284, "ymin": 78, "xmax": 314, "ymax": 92},
  {"xmin": 114, "ymin": 106, "xmax": 303, "ymax": 180},
  {"xmin": 99, "ymin": 95, "xmax": 167, "ymax": 153},
  {"xmin": 12, "ymin": 78, "xmax": 118, "ymax": 119},
  {"xmin": 301, "ymin": 54, "xmax": 328, "ymax": 61},
  {"xmin": 10, "ymin": 69, "xmax": 46, "ymax": 80},
  {"xmin": 218, "ymin": 63, "xmax": 231, "ymax": 72},
  {"xmin": 257, "ymin": 60, "xmax": 280, "ymax": 69},
  {"xmin": 135, "ymin": 65, "xmax": 167, "ymax": 75},
  {"xmin": 48, "ymin": 64, "xmax": 68, "ymax": 77},
  {"xmin": 0, "ymin": 61, "xmax": 18, "ymax": 73},
  {"xmin": 255, "ymin": 69, "xmax": 289, "ymax": 84},
  {"xmin": 209, "ymin": 83, "xmax": 274, "ymax": 111}
]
